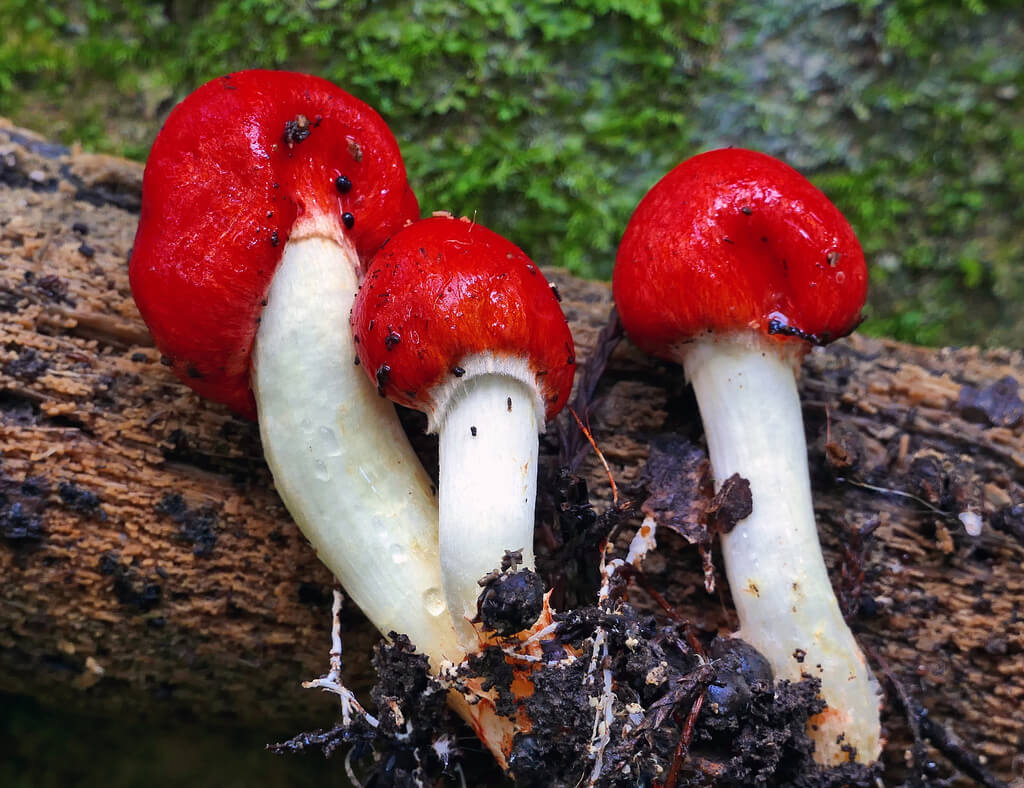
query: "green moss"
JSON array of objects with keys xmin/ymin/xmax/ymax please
[{"xmin": 2, "ymin": 0, "xmax": 1021, "ymax": 346}]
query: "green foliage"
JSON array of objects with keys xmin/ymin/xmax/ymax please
[
  {"xmin": 810, "ymin": 1, "xmax": 1024, "ymax": 346},
  {"xmin": 0, "ymin": 0, "xmax": 717, "ymax": 277},
  {"xmin": 1, "ymin": 0, "xmax": 1021, "ymax": 346}
]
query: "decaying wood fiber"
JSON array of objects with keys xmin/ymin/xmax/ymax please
[{"xmin": 2, "ymin": 119, "xmax": 1022, "ymax": 785}]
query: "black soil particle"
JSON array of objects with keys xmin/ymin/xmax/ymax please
[
  {"xmin": 767, "ymin": 317, "xmax": 831, "ymax": 346},
  {"xmin": 35, "ymin": 274, "xmax": 71, "ymax": 304},
  {"xmin": 57, "ymin": 481, "xmax": 103, "ymax": 517},
  {"xmin": 3, "ymin": 348, "xmax": 49, "ymax": 382},
  {"xmin": 283, "ymin": 114, "xmax": 312, "ymax": 146},
  {"xmin": 536, "ymin": 470, "xmax": 607, "ymax": 609},
  {"xmin": 63, "ymin": 165, "xmax": 142, "ymax": 212},
  {"xmin": 492, "ymin": 612, "xmax": 877, "ymax": 787},
  {"xmin": 99, "ymin": 552, "xmax": 162, "ymax": 612},
  {"xmin": 991, "ymin": 503, "xmax": 1024, "ymax": 544},
  {"xmin": 370, "ymin": 635, "xmax": 449, "ymax": 741},
  {"xmin": 0, "ymin": 475, "xmax": 48, "ymax": 546},
  {"xmin": 477, "ymin": 568, "xmax": 547, "ymax": 636},
  {"xmin": 154, "ymin": 492, "xmax": 218, "ymax": 556},
  {"xmin": 376, "ymin": 365, "xmax": 391, "ymax": 396},
  {"xmin": 957, "ymin": 375, "xmax": 1024, "ymax": 427},
  {"xmin": 0, "ymin": 153, "xmax": 59, "ymax": 191}
]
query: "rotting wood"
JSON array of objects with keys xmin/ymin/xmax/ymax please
[{"xmin": 2, "ymin": 119, "xmax": 1022, "ymax": 785}]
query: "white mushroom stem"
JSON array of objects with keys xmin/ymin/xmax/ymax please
[
  {"xmin": 680, "ymin": 335, "xmax": 881, "ymax": 765},
  {"xmin": 433, "ymin": 365, "xmax": 542, "ymax": 650},
  {"xmin": 251, "ymin": 229, "xmax": 462, "ymax": 669}
]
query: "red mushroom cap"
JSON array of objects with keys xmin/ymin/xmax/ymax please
[
  {"xmin": 613, "ymin": 148, "xmax": 867, "ymax": 360},
  {"xmin": 351, "ymin": 215, "xmax": 576, "ymax": 425},
  {"xmin": 129, "ymin": 70, "xmax": 419, "ymax": 419}
]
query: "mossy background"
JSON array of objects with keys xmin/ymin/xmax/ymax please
[
  {"xmin": 2, "ymin": 0, "xmax": 1022, "ymax": 346},
  {"xmin": 1, "ymin": 1, "xmax": 1022, "ymax": 785}
]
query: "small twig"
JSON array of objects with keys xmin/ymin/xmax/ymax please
[
  {"xmin": 569, "ymin": 407, "xmax": 618, "ymax": 507},
  {"xmin": 919, "ymin": 715, "xmax": 1010, "ymax": 788},
  {"xmin": 872, "ymin": 651, "xmax": 926, "ymax": 788},
  {"xmin": 663, "ymin": 693, "xmax": 705, "ymax": 788},
  {"xmin": 621, "ymin": 565, "xmax": 680, "ymax": 622}
]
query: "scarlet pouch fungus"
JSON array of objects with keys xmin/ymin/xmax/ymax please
[
  {"xmin": 613, "ymin": 148, "xmax": 880, "ymax": 764},
  {"xmin": 129, "ymin": 70, "xmax": 463, "ymax": 668},
  {"xmin": 351, "ymin": 215, "xmax": 576, "ymax": 650}
]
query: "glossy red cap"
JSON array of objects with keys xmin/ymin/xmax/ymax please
[
  {"xmin": 613, "ymin": 148, "xmax": 867, "ymax": 359},
  {"xmin": 129, "ymin": 70, "xmax": 420, "ymax": 419},
  {"xmin": 351, "ymin": 216, "xmax": 576, "ymax": 425}
]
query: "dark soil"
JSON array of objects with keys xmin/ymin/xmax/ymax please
[{"xmin": 270, "ymin": 473, "xmax": 879, "ymax": 788}]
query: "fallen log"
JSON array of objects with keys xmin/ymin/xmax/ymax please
[{"xmin": 2, "ymin": 118, "xmax": 1022, "ymax": 785}]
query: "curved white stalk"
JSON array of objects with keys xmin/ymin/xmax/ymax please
[
  {"xmin": 681, "ymin": 335, "xmax": 881, "ymax": 765},
  {"xmin": 436, "ymin": 372, "xmax": 541, "ymax": 650},
  {"xmin": 251, "ymin": 231, "xmax": 462, "ymax": 669}
]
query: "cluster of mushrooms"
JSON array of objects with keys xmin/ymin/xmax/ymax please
[{"xmin": 129, "ymin": 71, "xmax": 881, "ymax": 776}]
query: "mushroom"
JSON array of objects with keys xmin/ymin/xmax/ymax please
[
  {"xmin": 350, "ymin": 215, "xmax": 576, "ymax": 650},
  {"xmin": 613, "ymin": 148, "xmax": 880, "ymax": 764},
  {"xmin": 129, "ymin": 70, "xmax": 463, "ymax": 668}
]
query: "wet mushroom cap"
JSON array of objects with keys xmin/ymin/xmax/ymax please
[
  {"xmin": 352, "ymin": 215, "xmax": 576, "ymax": 421},
  {"xmin": 613, "ymin": 148, "xmax": 867, "ymax": 358},
  {"xmin": 129, "ymin": 69, "xmax": 419, "ymax": 418}
]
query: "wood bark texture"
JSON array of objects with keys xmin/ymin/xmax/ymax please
[{"xmin": 2, "ymin": 119, "xmax": 1022, "ymax": 785}]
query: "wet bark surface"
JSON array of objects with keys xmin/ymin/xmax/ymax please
[{"xmin": 2, "ymin": 119, "xmax": 1022, "ymax": 785}]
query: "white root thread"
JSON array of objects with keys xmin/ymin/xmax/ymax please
[
  {"xmin": 581, "ymin": 517, "xmax": 657, "ymax": 787},
  {"xmin": 302, "ymin": 590, "xmax": 379, "ymax": 729},
  {"xmin": 344, "ymin": 748, "xmax": 364, "ymax": 788}
]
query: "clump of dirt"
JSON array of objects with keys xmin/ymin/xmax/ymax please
[
  {"xmin": 271, "ymin": 472, "xmax": 879, "ymax": 787},
  {"xmin": 467, "ymin": 594, "xmax": 876, "ymax": 787},
  {"xmin": 476, "ymin": 550, "xmax": 547, "ymax": 636}
]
